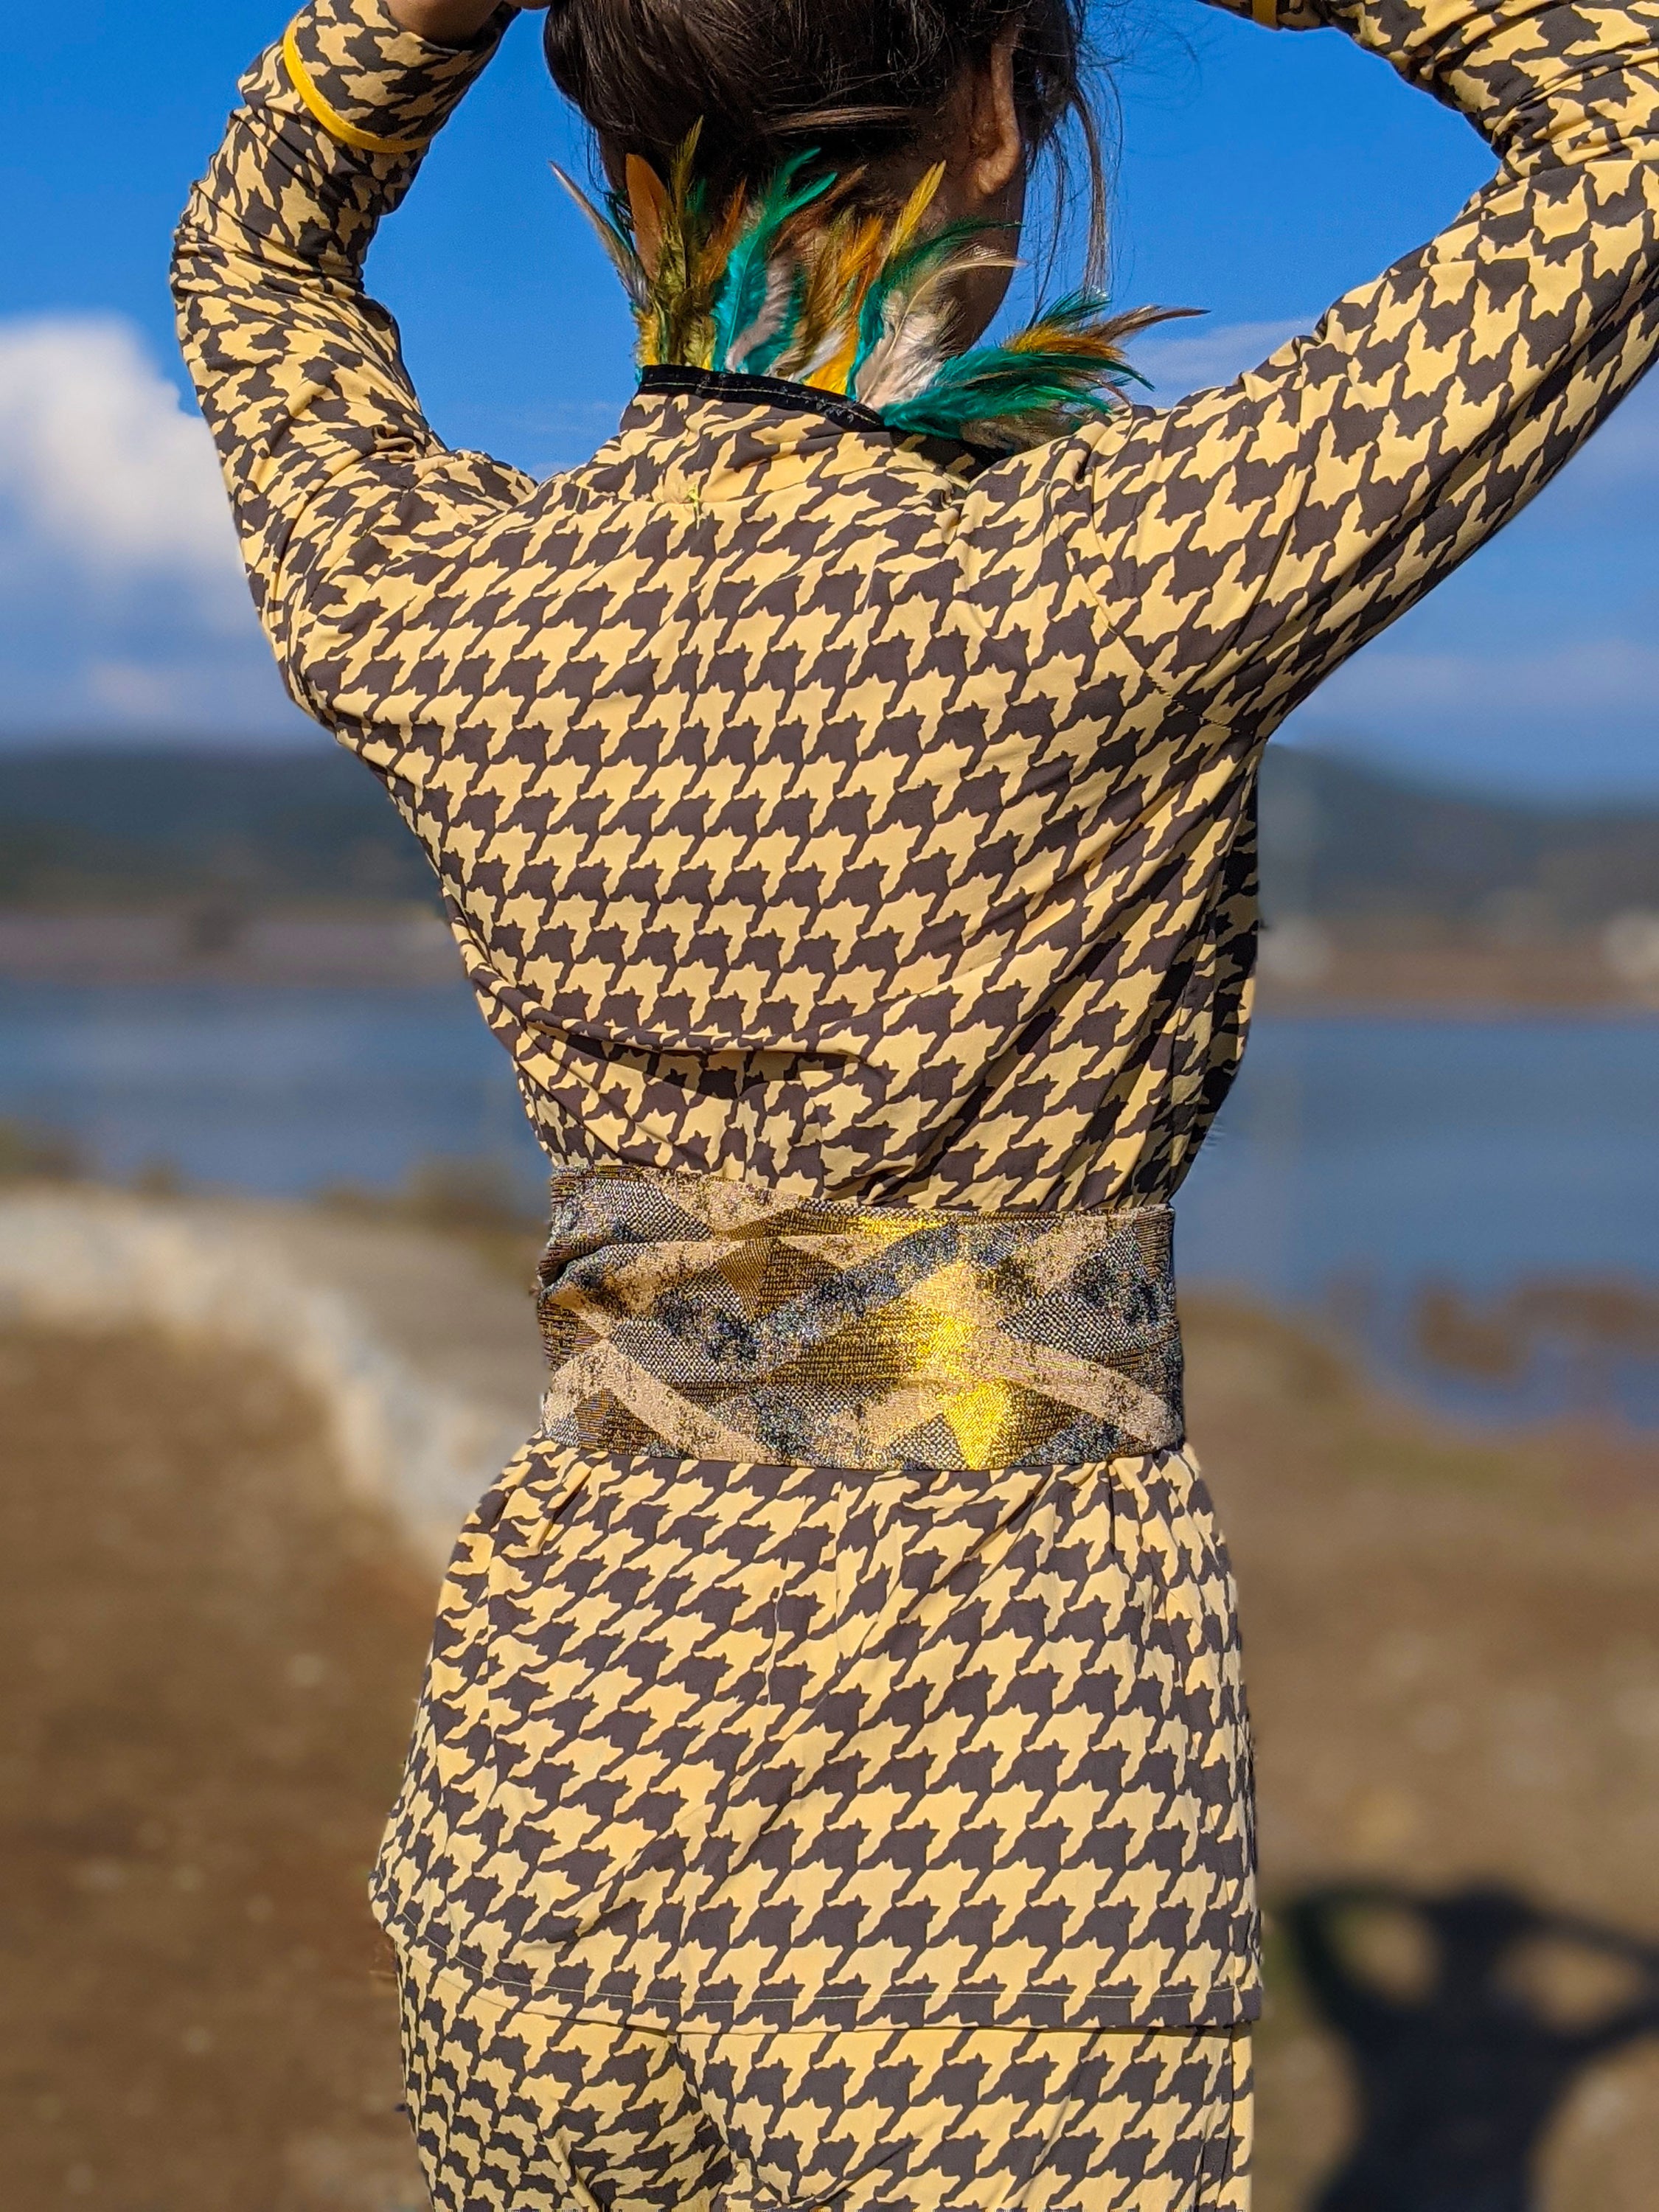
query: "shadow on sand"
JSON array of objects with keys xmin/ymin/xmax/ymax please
[{"xmin": 1288, "ymin": 1882, "xmax": 1659, "ymax": 2211}]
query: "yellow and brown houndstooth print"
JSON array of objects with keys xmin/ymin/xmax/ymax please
[
  {"xmin": 373, "ymin": 1423, "xmax": 1251, "ymax": 2029},
  {"xmin": 175, "ymin": 0, "xmax": 1659, "ymax": 1215},
  {"xmin": 173, "ymin": 0, "xmax": 1658, "ymax": 2071},
  {"xmin": 397, "ymin": 1937, "xmax": 1252, "ymax": 2211}
]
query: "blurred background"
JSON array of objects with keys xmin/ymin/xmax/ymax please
[{"xmin": 3, "ymin": 1, "xmax": 1658, "ymax": 2205}]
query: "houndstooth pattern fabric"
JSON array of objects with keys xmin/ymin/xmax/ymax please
[
  {"xmin": 372, "ymin": 1439, "xmax": 1253, "ymax": 2030},
  {"xmin": 174, "ymin": 0, "xmax": 1659, "ymax": 1213},
  {"xmin": 534, "ymin": 1166, "xmax": 1184, "ymax": 1469},
  {"xmin": 173, "ymin": 0, "xmax": 1658, "ymax": 2047},
  {"xmin": 396, "ymin": 1936, "xmax": 1253, "ymax": 2211}
]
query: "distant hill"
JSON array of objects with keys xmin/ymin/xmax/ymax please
[
  {"xmin": 2, "ymin": 742, "xmax": 1657, "ymax": 928},
  {"xmin": 0, "ymin": 746, "xmax": 438, "ymax": 910},
  {"xmin": 1260, "ymin": 749, "xmax": 1659, "ymax": 929}
]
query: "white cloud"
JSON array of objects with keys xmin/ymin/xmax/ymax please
[
  {"xmin": 86, "ymin": 658, "xmax": 213, "ymax": 723},
  {"xmin": 0, "ymin": 315, "xmax": 243, "ymax": 594},
  {"xmin": 0, "ymin": 315, "xmax": 312, "ymax": 740},
  {"xmin": 1129, "ymin": 316, "xmax": 1315, "ymax": 401}
]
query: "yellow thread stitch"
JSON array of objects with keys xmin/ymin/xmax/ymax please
[{"xmin": 281, "ymin": 23, "xmax": 428, "ymax": 158}]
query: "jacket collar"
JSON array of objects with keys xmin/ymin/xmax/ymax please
[{"xmin": 580, "ymin": 371, "xmax": 998, "ymax": 504}]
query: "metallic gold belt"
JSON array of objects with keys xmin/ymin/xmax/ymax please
[{"xmin": 535, "ymin": 1167, "xmax": 1184, "ymax": 1471}]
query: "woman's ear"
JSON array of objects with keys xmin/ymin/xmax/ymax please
[{"xmin": 967, "ymin": 21, "xmax": 1025, "ymax": 204}]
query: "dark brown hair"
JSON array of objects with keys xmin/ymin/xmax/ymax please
[{"xmin": 543, "ymin": 0, "xmax": 1110, "ymax": 282}]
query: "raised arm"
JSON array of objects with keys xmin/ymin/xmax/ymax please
[
  {"xmin": 171, "ymin": 0, "xmax": 537, "ymax": 716},
  {"xmin": 1074, "ymin": 0, "xmax": 1659, "ymax": 736},
  {"xmin": 387, "ymin": 0, "xmax": 518, "ymax": 36}
]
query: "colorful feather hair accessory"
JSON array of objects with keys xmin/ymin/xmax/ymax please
[{"xmin": 554, "ymin": 139, "xmax": 1191, "ymax": 452}]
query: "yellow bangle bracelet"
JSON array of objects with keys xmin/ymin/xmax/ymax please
[{"xmin": 281, "ymin": 21, "xmax": 428, "ymax": 158}]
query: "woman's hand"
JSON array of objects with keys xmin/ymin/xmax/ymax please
[{"xmin": 386, "ymin": 0, "xmax": 548, "ymax": 43}]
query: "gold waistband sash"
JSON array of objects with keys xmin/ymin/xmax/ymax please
[{"xmin": 534, "ymin": 1168, "xmax": 1184, "ymax": 1471}]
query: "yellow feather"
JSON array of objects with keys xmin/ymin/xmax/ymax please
[
  {"xmin": 887, "ymin": 163, "xmax": 947, "ymax": 262},
  {"xmin": 667, "ymin": 118, "xmax": 703, "ymax": 211},
  {"xmin": 781, "ymin": 210, "xmax": 855, "ymax": 376},
  {"xmin": 803, "ymin": 213, "xmax": 886, "ymax": 391},
  {"xmin": 1002, "ymin": 302, "xmax": 1188, "ymax": 362}
]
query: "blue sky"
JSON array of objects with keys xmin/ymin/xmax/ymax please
[{"xmin": 2, "ymin": 0, "xmax": 1653, "ymax": 797}]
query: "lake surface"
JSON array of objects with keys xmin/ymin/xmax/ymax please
[
  {"xmin": 4, "ymin": 980, "xmax": 1657, "ymax": 1421},
  {"xmin": 0, "ymin": 980, "xmax": 536, "ymax": 1203}
]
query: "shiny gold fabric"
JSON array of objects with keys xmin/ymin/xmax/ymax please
[{"xmin": 536, "ymin": 1166, "xmax": 1183, "ymax": 1470}]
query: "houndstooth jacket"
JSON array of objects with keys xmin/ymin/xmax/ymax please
[{"xmin": 173, "ymin": 0, "xmax": 1658, "ymax": 2034}]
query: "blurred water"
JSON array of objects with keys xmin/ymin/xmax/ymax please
[
  {"xmin": 1176, "ymin": 1012, "xmax": 1659, "ymax": 1298},
  {"xmin": 0, "ymin": 979, "xmax": 540, "ymax": 1203},
  {"xmin": 1175, "ymin": 1013, "xmax": 1659, "ymax": 1426},
  {"xmin": 3, "ymin": 982, "xmax": 1658, "ymax": 1419}
]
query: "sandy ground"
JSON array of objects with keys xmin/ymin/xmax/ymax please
[
  {"xmin": 1254, "ymin": 928, "xmax": 1655, "ymax": 1010},
  {"xmin": 1183, "ymin": 1295, "xmax": 1659, "ymax": 2209},
  {"xmin": 0, "ymin": 1326, "xmax": 433, "ymax": 2211},
  {"xmin": 4, "ymin": 1287, "xmax": 1659, "ymax": 2209}
]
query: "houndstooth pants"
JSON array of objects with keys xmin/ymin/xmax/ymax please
[{"xmin": 395, "ymin": 1941, "xmax": 1252, "ymax": 2211}]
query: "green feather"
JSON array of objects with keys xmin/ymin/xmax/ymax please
[
  {"xmin": 712, "ymin": 152, "xmax": 832, "ymax": 372},
  {"xmin": 881, "ymin": 291, "xmax": 1152, "ymax": 446},
  {"xmin": 882, "ymin": 359, "xmax": 1119, "ymax": 445},
  {"xmin": 566, "ymin": 135, "xmax": 1185, "ymax": 453}
]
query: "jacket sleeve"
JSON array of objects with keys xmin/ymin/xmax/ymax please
[
  {"xmin": 1069, "ymin": 0, "xmax": 1659, "ymax": 736},
  {"xmin": 171, "ymin": 0, "xmax": 533, "ymax": 731}
]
